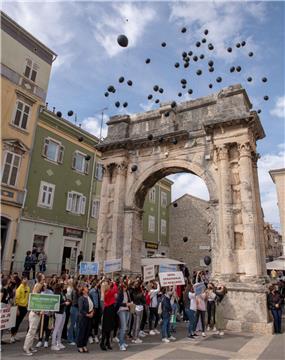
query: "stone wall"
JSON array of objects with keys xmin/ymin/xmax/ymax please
[{"xmin": 169, "ymin": 194, "xmax": 211, "ymax": 273}]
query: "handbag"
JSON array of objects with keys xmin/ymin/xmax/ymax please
[{"xmin": 129, "ymin": 303, "xmax": 136, "ymax": 314}]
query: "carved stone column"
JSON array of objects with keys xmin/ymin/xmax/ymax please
[
  {"xmin": 216, "ymin": 144, "xmax": 236, "ymax": 278},
  {"xmin": 238, "ymin": 142, "xmax": 261, "ymax": 277}
]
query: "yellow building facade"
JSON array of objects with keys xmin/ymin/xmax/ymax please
[{"xmin": 1, "ymin": 11, "xmax": 56, "ymax": 272}]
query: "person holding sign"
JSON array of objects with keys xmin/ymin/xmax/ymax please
[
  {"xmin": 149, "ymin": 281, "xmax": 160, "ymax": 335},
  {"xmin": 160, "ymin": 288, "xmax": 176, "ymax": 343},
  {"xmin": 77, "ymin": 285, "xmax": 94, "ymax": 353},
  {"xmin": 116, "ymin": 281, "xmax": 132, "ymax": 351}
]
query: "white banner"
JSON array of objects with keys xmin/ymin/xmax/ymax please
[
  {"xmin": 103, "ymin": 258, "xmax": 122, "ymax": 273},
  {"xmin": 143, "ymin": 265, "xmax": 155, "ymax": 282},
  {"xmin": 159, "ymin": 271, "xmax": 185, "ymax": 287},
  {"xmin": 0, "ymin": 306, "xmax": 17, "ymax": 330}
]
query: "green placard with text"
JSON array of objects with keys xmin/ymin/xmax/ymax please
[{"xmin": 28, "ymin": 293, "xmax": 60, "ymax": 312}]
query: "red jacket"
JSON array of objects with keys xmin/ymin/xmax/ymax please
[{"xmin": 104, "ymin": 283, "xmax": 118, "ymax": 307}]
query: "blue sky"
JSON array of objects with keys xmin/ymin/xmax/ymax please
[{"xmin": 3, "ymin": 1, "xmax": 285, "ymax": 230}]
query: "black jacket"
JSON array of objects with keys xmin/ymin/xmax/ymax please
[
  {"xmin": 78, "ymin": 295, "xmax": 91, "ymax": 318},
  {"xmin": 115, "ymin": 289, "xmax": 131, "ymax": 311}
]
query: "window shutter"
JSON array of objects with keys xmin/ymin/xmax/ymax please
[
  {"xmin": 58, "ymin": 146, "xmax": 64, "ymax": 164},
  {"xmin": 80, "ymin": 196, "xmax": 86, "ymax": 215},
  {"xmin": 84, "ymin": 159, "xmax": 89, "ymax": 174},
  {"xmin": 42, "ymin": 138, "xmax": 49, "ymax": 157},
  {"xmin": 66, "ymin": 192, "xmax": 73, "ymax": 211},
  {"xmin": 72, "ymin": 152, "xmax": 76, "ymax": 169}
]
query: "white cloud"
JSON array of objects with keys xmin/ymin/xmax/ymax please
[
  {"xmin": 88, "ymin": 2, "xmax": 155, "ymax": 57},
  {"xmin": 139, "ymin": 101, "xmax": 155, "ymax": 112},
  {"xmin": 168, "ymin": 173, "xmax": 209, "ymax": 201},
  {"xmin": 81, "ymin": 114, "xmax": 108, "ymax": 140},
  {"xmin": 270, "ymin": 96, "xmax": 285, "ymax": 118}
]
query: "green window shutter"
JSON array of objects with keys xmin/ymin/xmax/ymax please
[{"xmin": 42, "ymin": 138, "xmax": 49, "ymax": 157}]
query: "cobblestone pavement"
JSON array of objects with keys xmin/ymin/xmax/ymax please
[{"xmin": 1, "ymin": 323, "xmax": 284, "ymax": 360}]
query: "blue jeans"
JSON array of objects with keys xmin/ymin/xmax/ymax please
[
  {"xmin": 118, "ymin": 310, "xmax": 129, "ymax": 346},
  {"xmin": 271, "ymin": 308, "xmax": 282, "ymax": 333},
  {"xmin": 67, "ymin": 305, "xmax": 79, "ymax": 343},
  {"xmin": 185, "ymin": 309, "xmax": 196, "ymax": 335},
  {"xmin": 161, "ymin": 315, "xmax": 170, "ymax": 339}
]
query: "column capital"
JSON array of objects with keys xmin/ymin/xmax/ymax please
[
  {"xmin": 216, "ymin": 144, "xmax": 229, "ymax": 161},
  {"xmin": 116, "ymin": 161, "xmax": 128, "ymax": 176},
  {"xmin": 238, "ymin": 142, "xmax": 252, "ymax": 158}
]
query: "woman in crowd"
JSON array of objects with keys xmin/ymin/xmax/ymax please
[
  {"xmin": 206, "ymin": 283, "xmax": 216, "ymax": 331},
  {"xmin": 160, "ymin": 287, "xmax": 176, "ymax": 343},
  {"xmin": 100, "ymin": 279, "xmax": 118, "ymax": 350},
  {"xmin": 89, "ymin": 279, "xmax": 102, "ymax": 344},
  {"xmin": 267, "ymin": 284, "xmax": 283, "ymax": 334},
  {"xmin": 77, "ymin": 285, "xmax": 94, "ymax": 353},
  {"xmin": 131, "ymin": 281, "xmax": 146, "ymax": 344},
  {"xmin": 187, "ymin": 283, "xmax": 198, "ymax": 339},
  {"xmin": 23, "ymin": 251, "xmax": 33, "ymax": 280},
  {"xmin": 67, "ymin": 280, "xmax": 80, "ymax": 345},
  {"xmin": 149, "ymin": 281, "xmax": 160, "ymax": 335},
  {"xmin": 215, "ymin": 284, "xmax": 227, "ymax": 336},
  {"xmin": 194, "ymin": 288, "xmax": 207, "ymax": 337},
  {"xmin": 116, "ymin": 280, "xmax": 131, "ymax": 351},
  {"xmin": 51, "ymin": 283, "xmax": 70, "ymax": 351}
]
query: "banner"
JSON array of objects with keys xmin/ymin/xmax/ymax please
[
  {"xmin": 159, "ymin": 271, "xmax": 185, "ymax": 287},
  {"xmin": 0, "ymin": 306, "xmax": 17, "ymax": 330},
  {"xmin": 28, "ymin": 293, "xmax": 60, "ymax": 312},
  {"xmin": 143, "ymin": 265, "xmax": 155, "ymax": 282},
  {"xmin": 79, "ymin": 261, "xmax": 99, "ymax": 275},
  {"xmin": 103, "ymin": 258, "xmax": 122, "ymax": 273},
  {"xmin": 193, "ymin": 282, "xmax": 206, "ymax": 296},
  {"xmin": 159, "ymin": 264, "xmax": 177, "ymax": 273}
]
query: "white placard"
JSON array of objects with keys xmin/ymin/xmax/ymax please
[
  {"xmin": 159, "ymin": 271, "xmax": 185, "ymax": 287},
  {"xmin": 0, "ymin": 306, "xmax": 17, "ymax": 330},
  {"xmin": 103, "ymin": 258, "xmax": 122, "ymax": 273},
  {"xmin": 143, "ymin": 265, "xmax": 155, "ymax": 282}
]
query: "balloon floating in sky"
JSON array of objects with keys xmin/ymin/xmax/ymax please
[
  {"xmin": 216, "ymin": 77, "xmax": 222, "ymax": 83},
  {"xmin": 248, "ymin": 52, "xmax": 254, "ymax": 57},
  {"xmin": 184, "ymin": 62, "xmax": 189, "ymax": 68},
  {"xmin": 159, "ymin": 88, "xmax": 164, "ymax": 94},
  {"xmin": 153, "ymin": 85, "xmax": 159, "ymax": 92},
  {"xmin": 181, "ymin": 79, "xmax": 187, "ymax": 85},
  {"xmin": 67, "ymin": 110, "xmax": 74, "ymax": 116},
  {"xmin": 204, "ymin": 29, "xmax": 209, "ymax": 35},
  {"xmin": 196, "ymin": 41, "xmax": 201, "ymax": 47},
  {"xmin": 257, "ymin": 109, "xmax": 262, "ymax": 113},
  {"xmin": 148, "ymin": 94, "xmax": 153, "ymax": 100},
  {"xmin": 188, "ymin": 50, "xmax": 193, "ymax": 56},
  {"xmin": 155, "ymin": 99, "xmax": 160, "ymax": 104},
  {"xmin": 230, "ymin": 66, "xmax": 235, "ymax": 72},
  {"xmin": 115, "ymin": 101, "xmax": 120, "ymax": 108},
  {"xmin": 264, "ymin": 95, "xmax": 269, "ymax": 101},
  {"xmin": 247, "ymin": 77, "xmax": 252, "ymax": 82},
  {"xmin": 241, "ymin": 41, "xmax": 246, "ymax": 46},
  {"xmin": 131, "ymin": 164, "xmax": 138, "ymax": 172},
  {"xmin": 208, "ymin": 43, "xmax": 214, "ymax": 50},
  {"xmin": 196, "ymin": 69, "xmax": 202, "ymax": 75},
  {"xmin": 123, "ymin": 102, "xmax": 128, "ymax": 108},
  {"xmin": 188, "ymin": 89, "xmax": 193, "ymax": 94},
  {"xmin": 200, "ymin": 54, "xmax": 205, "ymax": 59},
  {"xmin": 204, "ymin": 256, "xmax": 211, "ymax": 266},
  {"xmin": 104, "ymin": 92, "xmax": 109, "ymax": 97},
  {"xmin": 181, "ymin": 27, "xmax": 187, "ymax": 33},
  {"xmin": 178, "ymin": 92, "xmax": 182, "ymax": 97},
  {"xmin": 236, "ymin": 42, "xmax": 241, "ymax": 48},
  {"xmin": 145, "ymin": 58, "xmax": 151, "ymax": 64},
  {"xmin": 161, "ymin": 42, "xmax": 166, "ymax": 47},
  {"xmin": 171, "ymin": 101, "xmax": 177, "ymax": 108},
  {"xmin": 193, "ymin": 55, "xmax": 198, "ymax": 62},
  {"xmin": 118, "ymin": 76, "xmax": 124, "ymax": 83},
  {"xmin": 202, "ymin": 38, "xmax": 207, "ymax": 43},
  {"xmin": 236, "ymin": 66, "xmax": 241, "ymax": 72},
  {"xmin": 148, "ymin": 134, "xmax": 153, "ymax": 140},
  {"xmin": 208, "ymin": 60, "xmax": 214, "ymax": 67},
  {"xmin": 117, "ymin": 34, "xmax": 128, "ymax": 47},
  {"xmin": 227, "ymin": 47, "xmax": 232, "ymax": 53},
  {"xmin": 209, "ymin": 67, "xmax": 214, "ymax": 72},
  {"xmin": 175, "ymin": 62, "xmax": 180, "ymax": 68},
  {"xmin": 209, "ymin": 83, "xmax": 213, "ymax": 88},
  {"xmin": 127, "ymin": 80, "xmax": 133, "ymax": 86},
  {"xmin": 262, "ymin": 77, "xmax": 268, "ymax": 83}
]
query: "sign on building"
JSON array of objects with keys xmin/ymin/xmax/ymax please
[
  {"xmin": 79, "ymin": 261, "xmax": 99, "ymax": 275},
  {"xmin": 193, "ymin": 282, "xmax": 206, "ymax": 296},
  {"xmin": 103, "ymin": 258, "xmax": 122, "ymax": 273},
  {"xmin": 145, "ymin": 242, "xmax": 158, "ymax": 250},
  {"xmin": 143, "ymin": 265, "xmax": 155, "ymax": 282},
  {"xmin": 0, "ymin": 306, "xmax": 17, "ymax": 330},
  {"xmin": 28, "ymin": 294, "xmax": 60, "ymax": 312},
  {"xmin": 159, "ymin": 264, "xmax": 177, "ymax": 273},
  {"xmin": 63, "ymin": 227, "xmax": 83, "ymax": 238},
  {"xmin": 159, "ymin": 271, "xmax": 185, "ymax": 287}
]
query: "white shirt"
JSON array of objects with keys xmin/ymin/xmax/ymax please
[
  {"xmin": 188, "ymin": 291, "xmax": 197, "ymax": 311},
  {"xmin": 150, "ymin": 283, "xmax": 160, "ymax": 308},
  {"xmin": 87, "ymin": 296, "xmax": 94, "ymax": 313}
]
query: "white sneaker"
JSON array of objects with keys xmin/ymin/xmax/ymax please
[
  {"xmin": 113, "ymin": 336, "xmax": 119, "ymax": 343},
  {"xmin": 132, "ymin": 338, "xmax": 143, "ymax": 344},
  {"xmin": 88, "ymin": 336, "xmax": 94, "ymax": 344},
  {"xmin": 168, "ymin": 336, "xmax": 176, "ymax": 341},
  {"xmin": 219, "ymin": 331, "xmax": 224, "ymax": 336},
  {"xmin": 206, "ymin": 326, "xmax": 210, "ymax": 331},
  {"xmin": 213, "ymin": 326, "xmax": 217, "ymax": 332},
  {"xmin": 123, "ymin": 343, "xmax": 129, "ymax": 348},
  {"xmin": 120, "ymin": 345, "xmax": 127, "ymax": 351},
  {"xmin": 30, "ymin": 349, "xmax": 38, "ymax": 353},
  {"xmin": 10, "ymin": 336, "xmax": 16, "ymax": 344},
  {"xmin": 202, "ymin": 332, "xmax": 206, "ymax": 337},
  {"xmin": 44, "ymin": 341, "xmax": 48, "ymax": 348},
  {"xmin": 94, "ymin": 336, "xmax": 99, "ymax": 343},
  {"xmin": 69, "ymin": 342, "xmax": 76, "ymax": 346},
  {"xmin": 35, "ymin": 341, "xmax": 42, "ymax": 348},
  {"xmin": 149, "ymin": 330, "xmax": 156, "ymax": 335},
  {"xmin": 162, "ymin": 338, "xmax": 170, "ymax": 343},
  {"xmin": 51, "ymin": 345, "xmax": 61, "ymax": 351},
  {"xmin": 154, "ymin": 329, "xmax": 160, "ymax": 335},
  {"xmin": 139, "ymin": 331, "xmax": 146, "ymax": 337},
  {"xmin": 58, "ymin": 343, "xmax": 65, "ymax": 349},
  {"xmin": 23, "ymin": 350, "xmax": 33, "ymax": 356}
]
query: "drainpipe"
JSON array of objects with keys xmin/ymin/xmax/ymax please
[{"xmin": 157, "ymin": 185, "xmax": 161, "ymax": 249}]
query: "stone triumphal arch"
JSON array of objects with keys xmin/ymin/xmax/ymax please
[{"xmin": 95, "ymin": 84, "xmax": 272, "ymax": 333}]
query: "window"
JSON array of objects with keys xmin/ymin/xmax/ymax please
[
  {"xmin": 37, "ymin": 181, "xmax": 55, "ymax": 208},
  {"xmin": 147, "ymin": 250, "xmax": 155, "ymax": 258},
  {"xmin": 66, "ymin": 191, "xmax": 86, "ymax": 215},
  {"xmin": 91, "ymin": 199, "xmax": 100, "ymax": 218},
  {"xmin": 95, "ymin": 163, "xmax": 103, "ymax": 181},
  {"xmin": 12, "ymin": 100, "xmax": 31, "ymax": 130},
  {"xmin": 1, "ymin": 151, "xmax": 21, "ymax": 186},
  {"xmin": 148, "ymin": 215, "xmax": 155, "ymax": 233},
  {"xmin": 24, "ymin": 59, "xmax": 38, "ymax": 82},
  {"xmin": 72, "ymin": 151, "xmax": 89, "ymax": 174},
  {"xmin": 149, "ymin": 187, "xmax": 156, "ymax": 203},
  {"xmin": 161, "ymin": 191, "xmax": 168, "ymax": 208},
  {"xmin": 42, "ymin": 138, "xmax": 64, "ymax": 163},
  {"xmin": 161, "ymin": 219, "xmax": 167, "ymax": 235},
  {"xmin": 33, "ymin": 235, "xmax": 47, "ymax": 251}
]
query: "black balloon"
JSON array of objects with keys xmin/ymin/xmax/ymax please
[
  {"xmin": 204, "ymin": 29, "xmax": 209, "ymax": 35},
  {"xmin": 230, "ymin": 66, "xmax": 235, "ymax": 73},
  {"xmin": 184, "ymin": 62, "xmax": 189, "ymax": 68},
  {"xmin": 104, "ymin": 92, "xmax": 109, "ymax": 97},
  {"xmin": 181, "ymin": 27, "xmax": 187, "ymax": 33},
  {"xmin": 131, "ymin": 164, "xmax": 138, "ymax": 172},
  {"xmin": 164, "ymin": 112, "xmax": 169, "ymax": 117},
  {"xmin": 161, "ymin": 42, "xmax": 166, "ymax": 47},
  {"xmin": 56, "ymin": 111, "xmax": 62, "ymax": 117},
  {"xmin": 193, "ymin": 55, "xmax": 198, "ymax": 62},
  {"xmin": 148, "ymin": 134, "xmax": 153, "ymax": 140},
  {"xmin": 236, "ymin": 42, "xmax": 241, "ymax": 48},
  {"xmin": 115, "ymin": 101, "xmax": 120, "ymax": 108},
  {"xmin": 241, "ymin": 40, "xmax": 246, "ymax": 46},
  {"xmin": 148, "ymin": 94, "xmax": 153, "ymax": 100},
  {"xmin": 227, "ymin": 47, "xmax": 232, "ymax": 53},
  {"xmin": 117, "ymin": 34, "xmax": 128, "ymax": 47},
  {"xmin": 208, "ymin": 60, "xmax": 214, "ymax": 66},
  {"xmin": 202, "ymin": 38, "xmax": 207, "ymax": 43},
  {"xmin": 216, "ymin": 77, "xmax": 222, "ymax": 83},
  {"xmin": 153, "ymin": 85, "xmax": 159, "ymax": 91},
  {"xmin": 118, "ymin": 76, "xmax": 124, "ymax": 83},
  {"xmin": 257, "ymin": 109, "xmax": 262, "ymax": 114},
  {"xmin": 236, "ymin": 66, "xmax": 241, "ymax": 72},
  {"xmin": 78, "ymin": 136, "xmax": 84, "ymax": 142},
  {"xmin": 188, "ymin": 51, "xmax": 193, "ymax": 56},
  {"xmin": 67, "ymin": 110, "xmax": 74, "ymax": 116},
  {"xmin": 145, "ymin": 58, "xmax": 151, "ymax": 64},
  {"xmin": 173, "ymin": 203, "xmax": 178, "ymax": 207},
  {"xmin": 178, "ymin": 92, "xmax": 182, "ymax": 97},
  {"xmin": 175, "ymin": 62, "xmax": 180, "ymax": 68},
  {"xmin": 181, "ymin": 79, "xmax": 187, "ymax": 84},
  {"xmin": 200, "ymin": 54, "xmax": 205, "ymax": 59},
  {"xmin": 155, "ymin": 99, "xmax": 160, "ymax": 104},
  {"xmin": 204, "ymin": 256, "xmax": 211, "ymax": 265},
  {"xmin": 127, "ymin": 80, "xmax": 133, "ymax": 86},
  {"xmin": 262, "ymin": 77, "xmax": 268, "ymax": 83},
  {"xmin": 196, "ymin": 69, "xmax": 202, "ymax": 75},
  {"xmin": 171, "ymin": 101, "xmax": 177, "ymax": 108},
  {"xmin": 85, "ymin": 155, "xmax": 91, "ymax": 161},
  {"xmin": 123, "ymin": 102, "xmax": 128, "ymax": 108},
  {"xmin": 248, "ymin": 51, "xmax": 254, "ymax": 57},
  {"xmin": 182, "ymin": 85, "xmax": 186, "ymax": 89},
  {"xmin": 264, "ymin": 95, "xmax": 269, "ymax": 101},
  {"xmin": 183, "ymin": 236, "xmax": 188, "ymax": 243},
  {"xmin": 196, "ymin": 41, "xmax": 201, "ymax": 47},
  {"xmin": 188, "ymin": 89, "xmax": 193, "ymax": 95},
  {"xmin": 184, "ymin": 56, "xmax": 190, "ymax": 62},
  {"xmin": 182, "ymin": 51, "xmax": 187, "ymax": 58},
  {"xmin": 108, "ymin": 85, "xmax": 115, "ymax": 92},
  {"xmin": 209, "ymin": 67, "xmax": 214, "ymax": 72},
  {"xmin": 209, "ymin": 83, "xmax": 213, "ymax": 88},
  {"xmin": 159, "ymin": 88, "xmax": 164, "ymax": 94},
  {"xmin": 247, "ymin": 77, "xmax": 252, "ymax": 82},
  {"xmin": 159, "ymin": 136, "xmax": 164, "ymax": 142},
  {"xmin": 208, "ymin": 43, "xmax": 214, "ymax": 50},
  {"xmin": 172, "ymin": 138, "xmax": 178, "ymax": 145}
]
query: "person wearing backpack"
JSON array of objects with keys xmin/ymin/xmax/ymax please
[{"xmin": 161, "ymin": 288, "xmax": 176, "ymax": 343}]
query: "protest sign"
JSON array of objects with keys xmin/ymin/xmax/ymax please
[
  {"xmin": 28, "ymin": 293, "xmax": 60, "ymax": 312},
  {"xmin": 159, "ymin": 271, "xmax": 185, "ymax": 287},
  {"xmin": 143, "ymin": 265, "xmax": 155, "ymax": 282},
  {"xmin": 193, "ymin": 282, "xmax": 206, "ymax": 296},
  {"xmin": 159, "ymin": 264, "xmax": 177, "ymax": 273},
  {"xmin": 103, "ymin": 258, "xmax": 122, "ymax": 273},
  {"xmin": 0, "ymin": 306, "xmax": 17, "ymax": 330},
  {"xmin": 79, "ymin": 261, "xmax": 99, "ymax": 275}
]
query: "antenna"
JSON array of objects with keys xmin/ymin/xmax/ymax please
[{"xmin": 94, "ymin": 107, "xmax": 108, "ymax": 143}]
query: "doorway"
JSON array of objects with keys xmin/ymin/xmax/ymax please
[
  {"xmin": 1, "ymin": 217, "xmax": 10, "ymax": 260},
  {"xmin": 61, "ymin": 246, "xmax": 77, "ymax": 274}
]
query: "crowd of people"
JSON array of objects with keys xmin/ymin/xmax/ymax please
[{"xmin": 1, "ymin": 268, "xmax": 284, "ymax": 356}]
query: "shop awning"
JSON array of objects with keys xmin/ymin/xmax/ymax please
[
  {"xmin": 266, "ymin": 256, "xmax": 285, "ymax": 271},
  {"xmin": 141, "ymin": 257, "xmax": 185, "ymax": 267}
]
